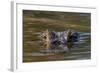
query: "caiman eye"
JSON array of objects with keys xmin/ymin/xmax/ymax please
[{"xmin": 43, "ymin": 36, "xmax": 46, "ymax": 39}]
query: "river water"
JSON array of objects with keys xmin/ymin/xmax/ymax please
[
  {"xmin": 23, "ymin": 10, "xmax": 91, "ymax": 62},
  {"xmin": 23, "ymin": 31, "xmax": 91, "ymax": 62}
]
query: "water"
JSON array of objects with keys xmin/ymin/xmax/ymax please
[
  {"xmin": 23, "ymin": 32, "xmax": 91, "ymax": 62},
  {"xmin": 23, "ymin": 10, "xmax": 91, "ymax": 62}
]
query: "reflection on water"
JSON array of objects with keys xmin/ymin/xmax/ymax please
[
  {"xmin": 23, "ymin": 31, "xmax": 91, "ymax": 62},
  {"xmin": 40, "ymin": 42, "xmax": 73, "ymax": 53}
]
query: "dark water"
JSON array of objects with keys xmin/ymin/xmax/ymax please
[{"xmin": 23, "ymin": 10, "xmax": 91, "ymax": 62}]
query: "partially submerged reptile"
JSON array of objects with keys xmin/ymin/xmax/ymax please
[{"xmin": 41, "ymin": 29, "xmax": 79, "ymax": 45}]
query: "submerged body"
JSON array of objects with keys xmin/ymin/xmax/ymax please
[{"xmin": 40, "ymin": 29, "xmax": 79, "ymax": 53}]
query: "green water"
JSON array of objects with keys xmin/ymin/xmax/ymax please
[{"xmin": 23, "ymin": 10, "xmax": 91, "ymax": 62}]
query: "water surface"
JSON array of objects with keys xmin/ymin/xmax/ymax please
[{"xmin": 23, "ymin": 10, "xmax": 91, "ymax": 62}]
